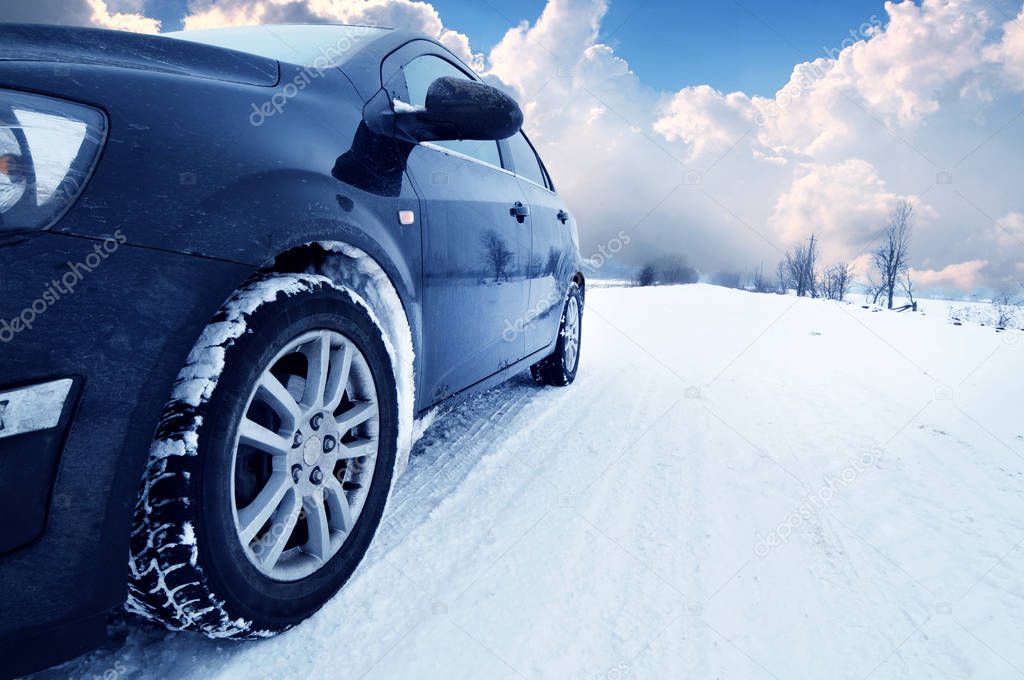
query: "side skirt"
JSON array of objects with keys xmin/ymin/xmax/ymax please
[{"xmin": 416, "ymin": 339, "xmax": 558, "ymax": 418}]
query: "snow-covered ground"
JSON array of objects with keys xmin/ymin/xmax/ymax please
[
  {"xmin": 856, "ymin": 294, "xmax": 1022, "ymax": 330},
  {"xmin": 45, "ymin": 285, "xmax": 1024, "ymax": 679},
  {"xmin": 936, "ymin": 298, "xmax": 1022, "ymax": 330}
]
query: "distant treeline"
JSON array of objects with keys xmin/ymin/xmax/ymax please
[{"xmin": 634, "ymin": 255, "xmax": 699, "ymax": 287}]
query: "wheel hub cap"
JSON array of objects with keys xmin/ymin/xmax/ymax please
[
  {"xmin": 230, "ymin": 329, "xmax": 381, "ymax": 582},
  {"xmin": 564, "ymin": 296, "xmax": 581, "ymax": 370},
  {"xmin": 302, "ymin": 434, "xmax": 322, "ymax": 466}
]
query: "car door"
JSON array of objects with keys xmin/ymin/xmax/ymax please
[
  {"xmin": 504, "ymin": 131, "xmax": 576, "ymax": 354},
  {"xmin": 395, "ymin": 53, "xmax": 532, "ymax": 402}
]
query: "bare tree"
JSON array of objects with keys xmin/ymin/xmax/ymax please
[
  {"xmin": 750, "ymin": 263, "xmax": 773, "ymax": 293},
  {"xmin": 635, "ymin": 264, "xmax": 656, "ymax": 287},
  {"xmin": 991, "ymin": 288, "xmax": 1022, "ymax": 328},
  {"xmin": 784, "ymin": 234, "xmax": 819, "ymax": 297},
  {"xmin": 900, "ymin": 270, "xmax": 917, "ymax": 311},
  {"xmin": 479, "ymin": 230, "xmax": 514, "ymax": 283},
  {"xmin": 820, "ymin": 261, "xmax": 853, "ymax": 301},
  {"xmin": 776, "ymin": 260, "xmax": 789, "ymax": 294},
  {"xmin": 871, "ymin": 201, "xmax": 913, "ymax": 309},
  {"xmin": 802, "ymin": 234, "xmax": 820, "ymax": 297},
  {"xmin": 865, "ymin": 281, "xmax": 885, "ymax": 305}
]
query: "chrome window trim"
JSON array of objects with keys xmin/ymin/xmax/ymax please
[
  {"xmin": 419, "ymin": 141, "xmax": 559, "ymax": 196},
  {"xmin": 421, "ymin": 140, "xmax": 509, "ymax": 175}
]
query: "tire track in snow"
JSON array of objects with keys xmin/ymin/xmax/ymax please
[
  {"xmin": 380, "ymin": 359, "xmax": 622, "ymax": 542},
  {"xmin": 582, "ymin": 402, "xmax": 724, "ymax": 675},
  {"xmin": 385, "ymin": 379, "xmax": 537, "ymax": 522}
]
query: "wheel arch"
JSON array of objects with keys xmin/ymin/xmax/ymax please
[
  {"xmin": 258, "ymin": 240, "xmax": 424, "ymax": 413},
  {"xmin": 251, "ymin": 241, "xmax": 421, "ymax": 474},
  {"xmin": 127, "ymin": 275, "xmax": 403, "ymax": 637},
  {"xmin": 123, "ymin": 240, "xmax": 422, "ymax": 610},
  {"xmin": 573, "ymin": 271, "xmax": 586, "ymax": 295}
]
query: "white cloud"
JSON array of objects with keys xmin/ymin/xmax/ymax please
[
  {"xmin": 654, "ymin": 86, "xmax": 755, "ymax": 161},
  {"xmin": 912, "ymin": 260, "xmax": 991, "ymax": 291},
  {"xmin": 88, "ymin": 0, "xmax": 160, "ymax": 33},
  {"xmin": 182, "ymin": 0, "xmax": 481, "ymax": 68},
  {"xmin": 487, "ymin": 0, "xmax": 607, "ymax": 97},
  {"xmin": 988, "ymin": 9, "xmax": 1024, "ymax": 88},
  {"xmin": 995, "ymin": 211, "xmax": 1024, "ymax": 248},
  {"xmin": 836, "ymin": 0, "xmax": 993, "ymax": 126},
  {"xmin": 768, "ymin": 160, "xmax": 913, "ymax": 256}
]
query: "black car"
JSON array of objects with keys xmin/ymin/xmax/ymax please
[{"xmin": 0, "ymin": 23, "xmax": 584, "ymax": 676}]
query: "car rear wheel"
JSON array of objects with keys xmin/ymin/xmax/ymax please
[
  {"xmin": 128, "ymin": 276, "xmax": 398, "ymax": 637},
  {"xmin": 530, "ymin": 282, "xmax": 583, "ymax": 387}
]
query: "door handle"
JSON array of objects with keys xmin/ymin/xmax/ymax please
[
  {"xmin": 557, "ymin": 209, "xmax": 570, "ymax": 224},
  {"xmin": 510, "ymin": 201, "xmax": 530, "ymax": 223}
]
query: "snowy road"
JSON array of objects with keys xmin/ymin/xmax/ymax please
[{"xmin": 49, "ymin": 285, "xmax": 1024, "ymax": 679}]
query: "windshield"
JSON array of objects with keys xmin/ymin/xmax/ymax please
[{"xmin": 164, "ymin": 24, "xmax": 389, "ymax": 67}]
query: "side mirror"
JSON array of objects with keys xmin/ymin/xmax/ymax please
[{"xmin": 396, "ymin": 77, "xmax": 524, "ymax": 143}]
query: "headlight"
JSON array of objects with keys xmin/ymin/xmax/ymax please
[{"xmin": 0, "ymin": 89, "xmax": 107, "ymax": 234}]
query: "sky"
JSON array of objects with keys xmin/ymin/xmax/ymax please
[
  {"xmin": 4, "ymin": 0, "xmax": 1024, "ymax": 295},
  {"xmin": 368, "ymin": 0, "xmax": 896, "ymax": 95},
  {"xmin": 81, "ymin": 0, "xmax": 902, "ymax": 94}
]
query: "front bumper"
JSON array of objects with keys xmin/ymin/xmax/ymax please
[{"xmin": 0, "ymin": 230, "xmax": 250, "ymax": 676}]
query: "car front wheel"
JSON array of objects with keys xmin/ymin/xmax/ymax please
[{"xmin": 128, "ymin": 275, "xmax": 398, "ymax": 637}]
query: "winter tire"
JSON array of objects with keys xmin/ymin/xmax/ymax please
[
  {"xmin": 530, "ymin": 282, "xmax": 583, "ymax": 387},
  {"xmin": 128, "ymin": 275, "xmax": 398, "ymax": 638}
]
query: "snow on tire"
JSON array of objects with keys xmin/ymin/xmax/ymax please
[{"xmin": 127, "ymin": 273, "xmax": 400, "ymax": 638}]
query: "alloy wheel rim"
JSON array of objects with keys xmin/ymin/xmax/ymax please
[
  {"xmin": 563, "ymin": 296, "xmax": 581, "ymax": 370},
  {"xmin": 230, "ymin": 329, "xmax": 380, "ymax": 581}
]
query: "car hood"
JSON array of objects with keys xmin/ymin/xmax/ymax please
[{"xmin": 0, "ymin": 23, "xmax": 279, "ymax": 87}]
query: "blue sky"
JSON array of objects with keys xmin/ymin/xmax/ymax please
[
  {"xmin": 150, "ymin": 0, "xmax": 892, "ymax": 95},
  {"xmin": 426, "ymin": 0, "xmax": 890, "ymax": 95}
]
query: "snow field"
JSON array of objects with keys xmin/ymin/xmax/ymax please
[{"xmin": 49, "ymin": 284, "xmax": 1024, "ymax": 679}]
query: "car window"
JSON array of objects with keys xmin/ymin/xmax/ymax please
[
  {"xmin": 401, "ymin": 55, "xmax": 502, "ymax": 168},
  {"xmin": 507, "ymin": 132, "xmax": 548, "ymax": 189}
]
